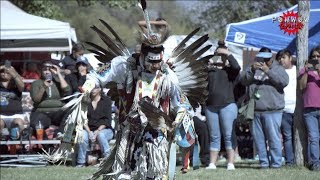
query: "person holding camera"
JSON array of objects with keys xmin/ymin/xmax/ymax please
[
  {"xmin": 0, "ymin": 62, "xmax": 26, "ymax": 140},
  {"xmin": 205, "ymin": 40, "xmax": 241, "ymax": 170},
  {"xmin": 29, "ymin": 61, "xmax": 70, "ymax": 138},
  {"xmin": 240, "ymin": 47, "xmax": 289, "ymax": 169},
  {"xmin": 299, "ymin": 46, "xmax": 320, "ymax": 171}
]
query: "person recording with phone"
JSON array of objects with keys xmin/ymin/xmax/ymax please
[
  {"xmin": 240, "ymin": 47, "xmax": 289, "ymax": 169},
  {"xmin": 205, "ymin": 40, "xmax": 241, "ymax": 170},
  {"xmin": 0, "ymin": 61, "xmax": 26, "ymax": 140},
  {"xmin": 298, "ymin": 46, "xmax": 320, "ymax": 171},
  {"xmin": 29, "ymin": 61, "xmax": 70, "ymax": 139}
]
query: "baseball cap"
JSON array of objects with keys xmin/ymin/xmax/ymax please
[
  {"xmin": 256, "ymin": 52, "xmax": 273, "ymax": 59},
  {"xmin": 76, "ymin": 56, "xmax": 89, "ymax": 65}
]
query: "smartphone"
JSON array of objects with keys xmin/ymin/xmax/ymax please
[
  {"xmin": 44, "ymin": 73, "xmax": 52, "ymax": 82},
  {"xmin": 4, "ymin": 60, "xmax": 11, "ymax": 68},
  {"xmin": 255, "ymin": 57, "xmax": 265, "ymax": 63},
  {"xmin": 308, "ymin": 59, "xmax": 319, "ymax": 71},
  {"xmin": 308, "ymin": 66, "xmax": 316, "ymax": 71},
  {"xmin": 308, "ymin": 59, "xmax": 319, "ymax": 66}
]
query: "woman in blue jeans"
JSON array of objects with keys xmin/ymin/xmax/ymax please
[
  {"xmin": 77, "ymin": 86, "xmax": 114, "ymax": 167},
  {"xmin": 205, "ymin": 41, "xmax": 240, "ymax": 170},
  {"xmin": 299, "ymin": 46, "xmax": 320, "ymax": 171}
]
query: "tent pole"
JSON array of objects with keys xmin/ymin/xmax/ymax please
[{"xmin": 68, "ymin": 31, "xmax": 72, "ymax": 54}]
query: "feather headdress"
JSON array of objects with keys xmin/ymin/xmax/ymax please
[{"xmin": 136, "ymin": 0, "xmax": 170, "ymax": 47}]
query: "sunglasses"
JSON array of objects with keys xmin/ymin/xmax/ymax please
[
  {"xmin": 311, "ymin": 55, "xmax": 320, "ymax": 59},
  {"xmin": 146, "ymin": 59, "xmax": 162, "ymax": 64}
]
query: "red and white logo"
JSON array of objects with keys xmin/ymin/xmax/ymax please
[{"xmin": 272, "ymin": 10, "xmax": 306, "ymax": 35}]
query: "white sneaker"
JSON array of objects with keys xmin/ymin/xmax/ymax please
[
  {"xmin": 227, "ymin": 163, "xmax": 235, "ymax": 170},
  {"xmin": 218, "ymin": 155, "xmax": 227, "ymax": 163},
  {"xmin": 205, "ymin": 163, "xmax": 216, "ymax": 170},
  {"xmin": 234, "ymin": 154, "xmax": 242, "ymax": 162}
]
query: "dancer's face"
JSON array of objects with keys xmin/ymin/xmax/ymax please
[
  {"xmin": 144, "ymin": 52, "xmax": 163, "ymax": 73},
  {"xmin": 144, "ymin": 60, "xmax": 162, "ymax": 73}
]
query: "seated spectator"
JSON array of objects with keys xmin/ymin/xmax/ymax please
[
  {"xmin": 298, "ymin": 46, "xmax": 320, "ymax": 171},
  {"xmin": 240, "ymin": 47, "xmax": 289, "ymax": 169},
  {"xmin": 61, "ymin": 43, "xmax": 85, "ymax": 75},
  {"xmin": 65, "ymin": 56, "xmax": 90, "ymax": 95},
  {"xmin": 0, "ymin": 64, "xmax": 26, "ymax": 139},
  {"xmin": 22, "ymin": 62, "xmax": 40, "ymax": 91},
  {"xmin": 29, "ymin": 61, "xmax": 70, "ymax": 138},
  {"xmin": 276, "ymin": 49, "xmax": 296, "ymax": 166},
  {"xmin": 76, "ymin": 86, "xmax": 114, "ymax": 167}
]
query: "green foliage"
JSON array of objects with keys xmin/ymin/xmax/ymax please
[
  {"xmin": 11, "ymin": 0, "xmax": 64, "ymax": 20},
  {"xmin": 75, "ymin": 0, "xmax": 136, "ymax": 9},
  {"xmin": 0, "ymin": 163, "xmax": 318, "ymax": 180},
  {"xmin": 60, "ymin": 0, "xmax": 195, "ymax": 50},
  {"xmin": 190, "ymin": 0, "xmax": 296, "ymax": 39},
  {"xmin": 10, "ymin": 0, "xmax": 136, "ymax": 21}
]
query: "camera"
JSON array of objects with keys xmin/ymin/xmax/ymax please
[
  {"xmin": 255, "ymin": 57, "xmax": 265, "ymax": 63},
  {"xmin": 44, "ymin": 73, "xmax": 52, "ymax": 82},
  {"xmin": 308, "ymin": 59, "xmax": 319, "ymax": 71},
  {"xmin": 213, "ymin": 40, "xmax": 228, "ymax": 57}
]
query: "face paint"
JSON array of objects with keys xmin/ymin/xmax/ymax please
[{"xmin": 143, "ymin": 51, "xmax": 163, "ymax": 73}]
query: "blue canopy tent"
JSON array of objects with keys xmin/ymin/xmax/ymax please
[{"xmin": 225, "ymin": 1, "xmax": 320, "ymax": 54}]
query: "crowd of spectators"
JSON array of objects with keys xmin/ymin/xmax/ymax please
[
  {"xmin": 0, "ymin": 43, "xmax": 319, "ymax": 171},
  {"xmin": 0, "ymin": 43, "xmax": 114, "ymax": 166}
]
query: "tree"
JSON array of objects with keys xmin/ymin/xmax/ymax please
[
  {"xmin": 59, "ymin": 1, "xmax": 195, "ymax": 50},
  {"xmin": 294, "ymin": 0, "xmax": 310, "ymax": 166},
  {"xmin": 11, "ymin": 0, "xmax": 64, "ymax": 20},
  {"xmin": 75, "ymin": 0, "xmax": 135, "ymax": 9},
  {"xmin": 190, "ymin": 0, "xmax": 297, "ymax": 39},
  {"xmin": 10, "ymin": 0, "xmax": 136, "ymax": 21}
]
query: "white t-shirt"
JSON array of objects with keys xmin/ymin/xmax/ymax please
[{"xmin": 283, "ymin": 65, "xmax": 297, "ymax": 113}]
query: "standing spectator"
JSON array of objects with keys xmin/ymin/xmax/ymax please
[
  {"xmin": 61, "ymin": 43, "xmax": 85, "ymax": 75},
  {"xmin": 299, "ymin": 46, "xmax": 320, "ymax": 171},
  {"xmin": 205, "ymin": 41, "xmax": 241, "ymax": 170},
  {"xmin": 22, "ymin": 62, "xmax": 40, "ymax": 91},
  {"xmin": 29, "ymin": 61, "xmax": 70, "ymax": 137},
  {"xmin": 76, "ymin": 86, "xmax": 114, "ymax": 167},
  {"xmin": 65, "ymin": 56, "xmax": 90, "ymax": 95},
  {"xmin": 276, "ymin": 49, "xmax": 296, "ymax": 166},
  {"xmin": 0, "ymin": 63, "xmax": 26, "ymax": 138},
  {"xmin": 240, "ymin": 47, "xmax": 289, "ymax": 169}
]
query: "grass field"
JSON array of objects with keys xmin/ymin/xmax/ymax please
[{"xmin": 1, "ymin": 161, "xmax": 319, "ymax": 180}]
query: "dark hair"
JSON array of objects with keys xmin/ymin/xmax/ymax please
[
  {"xmin": 259, "ymin": 47, "xmax": 271, "ymax": 53},
  {"xmin": 141, "ymin": 44, "xmax": 164, "ymax": 56},
  {"xmin": 156, "ymin": 17, "xmax": 166, "ymax": 21},
  {"xmin": 309, "ymin": 46, "xmax": 320, "ymax": 59},
  {"xmin": 276, "ymin": 49, "xmax": 292, "ymax": 61},
  {"xmin": 72, "ymin": 43, "xmax": 85, "ymax": 52},
  {"xmin": 41, "ymin": 60, "xmax": 53, "ymax": 67}
]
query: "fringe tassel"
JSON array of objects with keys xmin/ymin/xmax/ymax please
[{"xmin": 132, "ymin": 139, "xmax": 168, "ymax": 179}]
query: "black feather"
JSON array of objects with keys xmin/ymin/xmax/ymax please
[
  {"xmin": 140, "ymin": 0, "xmax": 146, "ymax": 10},
  {"xmin": 85, "ymin": 41, "xmax": 115, "ymax": 59},
  {"xmin": 99, "ymin": 19, "xmax": 130, "ymax": 56},
  {"xmin": 172, "ymin": 27, "xmax": 201, "ymax": 57},
  {"xmin": 90, "ymin": 25, "xmax": 124, "ymax": 56}
]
